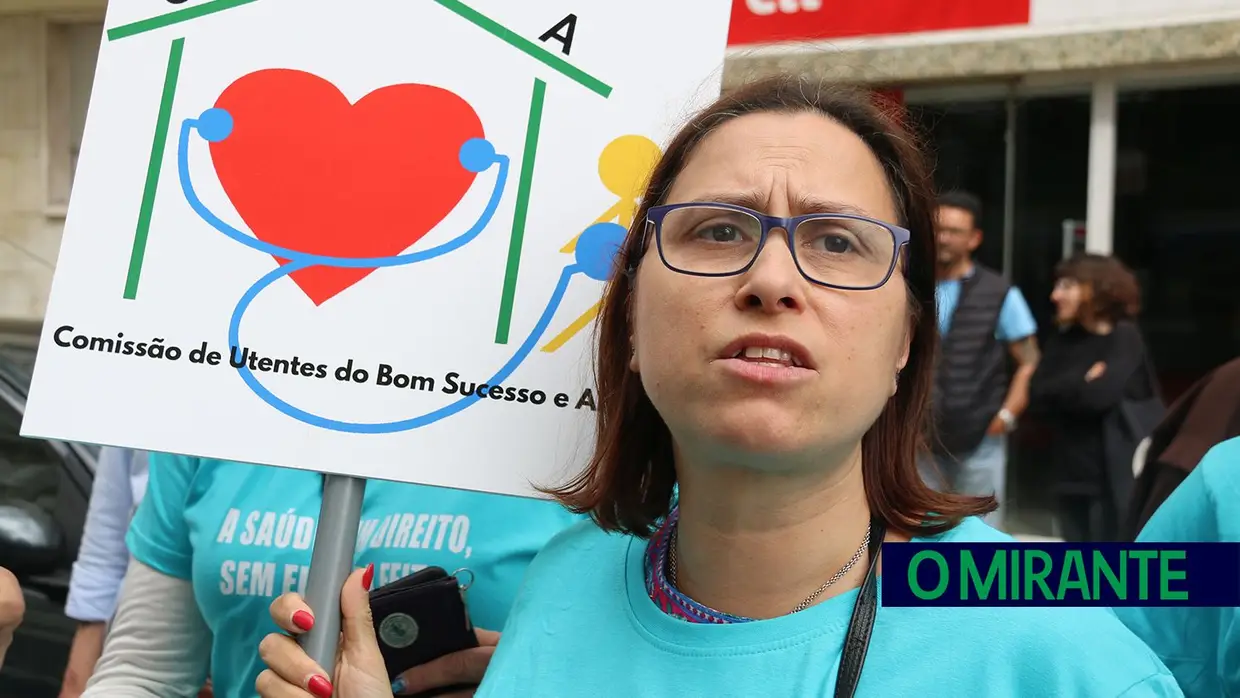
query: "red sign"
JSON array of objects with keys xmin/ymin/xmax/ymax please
[
  {"xmin": 871, "ymin": 88, "xmax": 904, "ymax": 107},
  {"xmin": 870, "ymin": 88, "xmax": 906, "ymax": 123},
  {"xmin": 727, "ymin": 0, "xmax": 1031, "ymax": 46}
]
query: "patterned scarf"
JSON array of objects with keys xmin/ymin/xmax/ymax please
[{"xmin": 644, "ymin": 506, "xmax": 754, "ymax": 624}]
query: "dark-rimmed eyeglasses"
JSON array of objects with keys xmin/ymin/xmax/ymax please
[{"xmin": 636, "ymin": 202, "xmax": 911, "ymax": 291}]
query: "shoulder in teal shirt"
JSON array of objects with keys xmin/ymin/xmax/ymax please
[
  {"xmin": 126, "ymin": 454, "xmax": 581, "ymax": 698},
  {"xmin": 1116, "ymin": 435, "xmax": 1240, "ymax": 698},
  {"xmin": 478, "ymin": 516, "xmax": 1181, "ymax": 697}
]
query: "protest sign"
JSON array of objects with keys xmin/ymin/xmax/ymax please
[{"xmin": 22, "ymin": 0, "xmax": 733, "ymax": 497}]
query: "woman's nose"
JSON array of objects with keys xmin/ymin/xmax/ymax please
[{"xmin": 734, "ymin": 230, "xmax": 807, "ymax": 312}]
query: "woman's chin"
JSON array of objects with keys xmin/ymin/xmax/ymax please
[{"xmin": 696, "ymin": 415, "xmax": 819, "ymax": 459}]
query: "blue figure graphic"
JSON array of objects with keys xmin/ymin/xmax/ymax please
[{"xmin": 177, "ymin": 107, "xmax": 624, "ymax": 434}]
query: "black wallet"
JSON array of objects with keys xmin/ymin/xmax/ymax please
[{"xmin": 369, "ymin": 566, "xmax": 480, "ymax": 691}]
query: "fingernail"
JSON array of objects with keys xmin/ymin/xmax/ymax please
[
  {"xmin": 391, "ymin": 676, "xmax": 408, "ymax": 694},
  {"xmin": 307, "ymin": 674, "xmax": 333, "ymax": 698},
  {"xmin": 362, "ymin": 563, "xmax": 374, "ymax": 591},
  {"xmin": 292, "ymin": 610, "xmax": 315, "ymax": 631}
]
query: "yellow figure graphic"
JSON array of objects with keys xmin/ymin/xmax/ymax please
[{"xmin": 542, "ymin": 135, "xmax": 661, "ymax": 353}]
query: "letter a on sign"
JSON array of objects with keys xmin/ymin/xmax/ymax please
[{"xmin": 539, "ymin": 14, "xmax": 577, "ymax": 55}]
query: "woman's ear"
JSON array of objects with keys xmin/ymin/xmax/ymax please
[{"xmin": 629, "ymin": 336, "xmax": 640, "ymax": 373}]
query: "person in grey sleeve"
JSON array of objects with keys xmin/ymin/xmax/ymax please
[{"xmin": 58, "ymin": 447, "xmax": 150, "ymax": 698}]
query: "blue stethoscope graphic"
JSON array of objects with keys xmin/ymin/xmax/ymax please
[{"xmin": 176, "ymin": 106, "xmax": 622, "ymax": 434}]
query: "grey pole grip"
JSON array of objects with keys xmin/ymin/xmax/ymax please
[{"xmin": 298, "ymin": 473, "xmax": 367, "ymax": 673}]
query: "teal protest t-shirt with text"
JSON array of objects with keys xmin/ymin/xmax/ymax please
[{"xmin": 126, "ymin": 453, "xmax": 581, "ymax": 698}]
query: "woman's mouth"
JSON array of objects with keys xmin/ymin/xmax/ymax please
[
  {"xmin": 715, "ymin": 335, "xmax": 817, "ymax": 385},
  {"xmin": 731, "ymin": 345, "xmax": 804, "ymax": 368}
]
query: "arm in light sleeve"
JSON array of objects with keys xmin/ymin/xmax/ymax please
[
  {"xmin": 65, "ymin": 447, "xmax": 139, "ymax": 622},
  {"xmin": 995, "ymin": 287, "xmax": 1038, "ymax": 343},
  {"xmin": 80, "ymin": 559, "xmax": 210, "ymax": 697},
  {"xmin": 1114, "ymin": 437, "xmax": 1240, "ymax": 698},
  {"xmin": 995, "ymin": 288, "xmax": 1040, "ymax": 419}
]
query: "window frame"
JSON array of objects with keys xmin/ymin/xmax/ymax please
[{"xmin": 44, "ymin": 18, "xmax": 105, "ymax": 219}]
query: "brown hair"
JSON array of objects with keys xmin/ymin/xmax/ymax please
[
  {"xmin": 546, "ymin": 74, "xmax": 996, "ymax": 537},
  {"xmin": 1055, "ymin": 253, "xmax": 1142, "ymax": 323}
]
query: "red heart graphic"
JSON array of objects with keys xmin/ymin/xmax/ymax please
[{"xmin": 208, "ymin": 69, "xmax": 484, "ymax": 305}]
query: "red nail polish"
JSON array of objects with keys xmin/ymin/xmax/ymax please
[
  {"xmin": 362, "ymin": 563, "xmax": 374, "ymax": 591},
  {"xmin": 307, "ymin": 675, "xmax": 333, "ymax": 698},
  {"xmin": 292, "ymin": 610, "xmax": 315, "ymax": 631}
]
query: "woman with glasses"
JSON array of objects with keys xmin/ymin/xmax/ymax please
[
  {"xmin": 253, "ymin": 75, "xmax": 1181, "ymax": 697},
  {"xmin": 1029, "ymin": 253, "xmax": 1160, "ymax": 542}
]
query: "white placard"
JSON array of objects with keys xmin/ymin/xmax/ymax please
[{"xmin": 22, "ymin": 0, "xmax": 732, "ymax": 497}]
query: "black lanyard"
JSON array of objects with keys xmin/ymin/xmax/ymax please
[{"xmin": 833, "ymin": 517, "xmax": 886, "ymax": 698}]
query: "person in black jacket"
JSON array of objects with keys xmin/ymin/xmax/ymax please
[{"xmin": 1028, "ymin": 253, "xmax": 1158, "ymax": 541}]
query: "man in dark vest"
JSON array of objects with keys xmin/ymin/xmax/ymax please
[{"xmin": 924, "ymin": 190, "xmax": 1040, "ymax": 529}]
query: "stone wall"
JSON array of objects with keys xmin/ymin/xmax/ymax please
[{"xmin": 0, "ymin": 15, "xmax": 59, "ymax": 322}]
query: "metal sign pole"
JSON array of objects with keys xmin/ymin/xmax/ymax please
[{"xmin": 299, "ymin": 473, "xmax": 368, "ymax": 672}]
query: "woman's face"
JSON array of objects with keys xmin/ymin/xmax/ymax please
[
  {"xmin": 1051, "ymin": 277, "xmax": 1087, "ymax": 324},
  {"xmin": 629, "ymin": 111, "xmax": 912, "ymax": 471}
]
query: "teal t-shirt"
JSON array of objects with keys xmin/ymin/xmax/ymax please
[
  {"xmin": 126, "ymin": 454, "xmax": 581, "ymax": 698},
  {"xmin": 477, "ymin": 516, "xmax": 1182, "ymax": 697},
  {"xmin": 1115, "ymin": 436, "xmax": 1240, "ymax": 698}
]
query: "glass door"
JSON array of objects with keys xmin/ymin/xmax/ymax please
[
  {"xmin": 906, "ymin": 85, "xmax": 1092, "ymax": 536},
  {"xmin": 1007, "ymin": 94, "xmax": 1091, "ymax": 534}
]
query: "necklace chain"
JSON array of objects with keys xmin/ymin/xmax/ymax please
[{"xmin": 668, "ymin": 521, "xmax": 872, "ymax": 617}]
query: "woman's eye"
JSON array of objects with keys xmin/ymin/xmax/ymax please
[
  {"xmin": 699, "ymin": 225, "xmax": 742, "ymax": 242},
  {"xmin": 818, "ymin": 234, "xmax": 853, "ymax": 254}
]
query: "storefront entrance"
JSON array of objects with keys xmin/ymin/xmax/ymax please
[{"xmin": 904, "ymin": 74, "xmax": 1240, "ymax": 535}]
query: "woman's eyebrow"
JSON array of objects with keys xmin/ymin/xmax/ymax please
[{"xmin": 689, "ymin": 191, "xmax": 873, "ymax": 217}]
